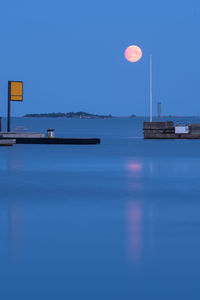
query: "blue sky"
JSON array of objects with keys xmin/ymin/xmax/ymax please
[{"xmin": 0, "ymin": 0, "xmax": 200, "ymax": 116}]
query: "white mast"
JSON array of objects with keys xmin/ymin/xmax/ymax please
[{"xmin": 150, "ymin": 54, "xmax": 153, "ymax": 122}]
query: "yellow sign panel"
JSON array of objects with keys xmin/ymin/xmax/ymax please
[{"xmin": 10, "ymin": 81, "xmax": 23, "ymax": 101}]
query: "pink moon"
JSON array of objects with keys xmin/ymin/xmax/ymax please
[{"xmin": 125, "ymin": 45, "xmax": 142, "ymax": 62}]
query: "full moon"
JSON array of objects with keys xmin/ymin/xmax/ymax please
[{"xmin": 124, "ymin": 45, "xmax": 142, "ymax": 62}]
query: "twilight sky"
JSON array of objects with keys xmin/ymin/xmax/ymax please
[{"xmin": 0, "ymin": 0, "xmax": 200, "ymax": 116}]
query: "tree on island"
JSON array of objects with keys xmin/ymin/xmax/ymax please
[{"xmin": 24, "ymin": 112, "xmax": 113, "ymax": 119}]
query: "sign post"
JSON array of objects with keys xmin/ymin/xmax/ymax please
[
  {"xmin": 7, "ymin": 81, "xmax": 23, "ymax": 132},
  {"xmin": 7, "ymin": 81, "xmax": 11, "ymax": 132}
]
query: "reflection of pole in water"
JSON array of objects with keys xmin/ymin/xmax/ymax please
[
  {"xmin": 6, "ymin": 147, "xmax": 23, "ymax": 171},
  {"xmin": 127, "ymin": 202, "xmax": 142, "ymax": 263},
  {"xmin": 0, "ymin": 205, "xmax": 23, "ymax": 264},
  {"xmin": 9, "ymin": 206, "xmax": 23, "ymax": 261}
]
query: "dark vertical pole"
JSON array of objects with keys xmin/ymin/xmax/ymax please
[
  {"xmin": 7, "ymin": 81, "xmax": 11, "ymax": 132},
  {"xmin": 157, "ymin": 102, "xmax": 161, "ymax": 121}
]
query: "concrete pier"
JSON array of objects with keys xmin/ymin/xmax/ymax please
[
  {"xmin": 143, "ymin": 122, "xmax": 200, "ymax": 139},
  {"xmin": 0, "ymin": 139, "xmax": 16, "ymax": 146},
  {"xmin": 0, "ymin": 132, "xmax": 45, "ymax": 138}
]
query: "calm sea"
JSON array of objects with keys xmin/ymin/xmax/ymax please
[{"xmin": 1, "ymin": 117, "xmax": 200, "ymax": 299}]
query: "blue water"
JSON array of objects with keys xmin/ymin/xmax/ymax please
[{"xmin": 1, "ymin": 117, "xmax": 200, "ymax": 299}]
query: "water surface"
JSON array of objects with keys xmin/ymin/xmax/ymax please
[{"xmin": 0, "ymin": 117, "xmax": 200, "ymax": 299}]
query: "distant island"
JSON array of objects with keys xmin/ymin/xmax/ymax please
[{"xmin": 24, "ymin": 112, "xmax": 113, "ymax": 119}]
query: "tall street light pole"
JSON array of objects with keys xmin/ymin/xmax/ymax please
[{"xmin": 150, "ymin": 54, "xmax": 153, "ymax": 122}]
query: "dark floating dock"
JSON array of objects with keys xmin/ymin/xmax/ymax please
[
  {"xmin": 143, "ymin": 122, "xmax": 200, "ymax": 139},
  {"xmin": 0, "ymin": 133, "xmax": 100, "ymax": 145},
  {"xmin": 12, "ymin": 137, "xmax": 100, "ymax": 145}
]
